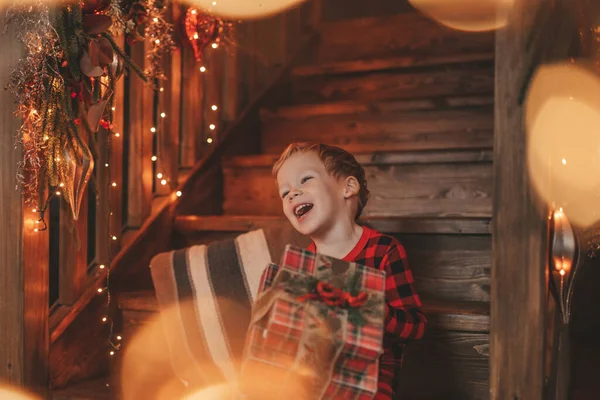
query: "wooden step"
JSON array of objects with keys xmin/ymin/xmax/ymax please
[
  {"xmin": 51, "ymin": 377, "xmax": 114, "ymax": 400},
  {"xmin": 292, "ymin": 52, "xmax": 495, "ymax": 77},
  {"xmin": 291, "ymin": 63, "xmax": 494, "ymax": 104},
  {"xmin": 222, "ymin": 150, "xmax": 493, "ymax": 218},
  {"xmin": 261, "ymin": 106, "xmax": 493, "ymax": 155},
  {"xmin": 174, "ymin": 215, "xmax": 492, "ymax": 236},
  {"xmin": 261, "ymin": 95, "xmax": 494, "ymax": 121},
  {"xmin": 118, "ymin": 291, "xmax": 489, "ymax": 333},
  {"xmin": 316, "ymin": 12, "xmax": 494, "ymax": 63}
]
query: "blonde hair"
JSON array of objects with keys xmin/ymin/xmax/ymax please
[{"xmin": 272, "ymin": 142, "xmax": 369, "ymax": 220}]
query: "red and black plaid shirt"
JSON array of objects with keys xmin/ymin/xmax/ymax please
[{"xmin": 308, "ymin": 225, "xmax": 427, "ymax": 400}]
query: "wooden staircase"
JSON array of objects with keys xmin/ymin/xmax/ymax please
[{"xmin": 53, "ymin": 8, "xmax": 494, "ymax": 400}]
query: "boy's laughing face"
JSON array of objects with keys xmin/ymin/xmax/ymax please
[{"xmin": 276, "ymin": 151, "xmax": 346, "ymax": 237}]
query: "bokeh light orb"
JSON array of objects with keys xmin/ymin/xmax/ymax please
[
  {"xmin": 525, "ymin": 60, "xmax": 600, "ymax": 227},
  {"xmin": 0, "ymin": 386, "xmax": 39, "ymax": 400},
  {"xmin": 184, "ymin": 0, "xmax": 308, "ymax": 20},
  {"xmin": 408, "ymin": 0, "xmax": 514, "ymax": 32}
]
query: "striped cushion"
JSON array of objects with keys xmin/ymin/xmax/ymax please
[{"xmin": 149, "ymin": 227, "xmax": 310, "ymax": 388}]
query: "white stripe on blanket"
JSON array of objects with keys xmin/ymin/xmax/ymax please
[
  {"xmin": 187, "ymin": 245, "xmax": 237, "ymax": 382},
  {"xmin": 235, "ymin": 229, "xmax": 273, "ymax": 301}
]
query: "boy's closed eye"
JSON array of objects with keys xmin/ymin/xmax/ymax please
[{"xmin": 280, "ymin": 176, "xmax": 314, "ymax": 199}]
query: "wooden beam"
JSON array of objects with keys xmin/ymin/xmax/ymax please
[
  {"xmin": 491, "ymin": 1, "xmax": 549, "ymax": 399},
  {"xmin": 0, "ymin": 22, "xmax": 49, "ymax": 394},
  {"xmin": 174, "ymin": 215, "xmax": 492, "ymax": 235}
]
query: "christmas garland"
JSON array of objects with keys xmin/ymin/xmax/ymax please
[{"xmin": 4, "ymin": 0, "xmax": 175, "ymax": 223}]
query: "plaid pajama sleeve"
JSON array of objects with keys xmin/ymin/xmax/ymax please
[{"xmin": 381, "ymin": 242, "xmax": 427, "ymax": 341}]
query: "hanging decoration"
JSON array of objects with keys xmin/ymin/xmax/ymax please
[
  {"xmin": 5, "ymin": 0, "xmax": 175, "ymax": 222},
  {"xmin": 183, "ymin": 7, "xmax": 235, "ymax": 62}
]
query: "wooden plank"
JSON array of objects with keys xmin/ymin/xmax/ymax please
[
  {"xmin": 261, "ymin": 95, "xmax": 494, "ymax": 120},
  {"xmin": 317, "ymin": 12, "xmax": 494, "ymax": 63},
  {"xmin": 293, "ymin": 52, "xmax": 495, "ymax": 77},
  {"xmin": 292, "ymin": 64, "xmax": 494, "ymax": 104},
  {"xmin": 95, "ymin": 128, "xmax": 110, "ymax": 266},
  {"xmin": 261, "ymin": 107, "xmax": 494, "ymax": 155},
  {"xmin": 174, "ymin": 215, "xmax": 492, "ymax": 235},
  {"xmin": 223, "ymin": 160, "xmax": 493, "ymax": 218},
  {"xmin": 222, "ymin": 27, "xmax": 239, "ymax": 123},
  {"xmin": 180, "ymin": 41, "xmax": 204, "ymax": 167},
  {"xmin": 397, "ymin": 234, "xmax": 491, "ymax": 303},
  {"xmin": 491, "ymin": 0, "xmax": 548, "ymax": 399},
  {"xmin": 0, "ymin": 22, "xmax": 49, "ymax": 393},
  {"xmin": 110, "ymin": 35, "xmax": 126, "ymax": 258},
  {"xmin": 321, "ymin": 0, "xmax": 412, "ymax": 21},
  {"xmin": 126, "ymin": 39, "xmax": 154, "ymax": 227},
  {"xmin": 224, "ymin": 149, "xmax": 493, "ymax": 167},
  {"xmin": 58, "ymin": 193, "xmax": 87, "ymax": 305},
  {"xmin": 203, "ymin": 43, "xmax": 224, "ymax": 146},
  {"xmin": 397, "ymin": 331, "xmax": 489, "ymax": 400}
]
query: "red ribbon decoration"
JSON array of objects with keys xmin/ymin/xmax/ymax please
[{"xmin": 297, "ymin": 281, "xmax": 368, "ymax": 308}]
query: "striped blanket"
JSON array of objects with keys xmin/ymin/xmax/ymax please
[{"xmin": 149, "ymin": 227, "xmax": 310, "ymax": 389}]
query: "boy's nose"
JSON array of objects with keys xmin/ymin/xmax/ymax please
[{"xmin": 288, "ymin": 190, "xmax": 301, "ymax": 200}]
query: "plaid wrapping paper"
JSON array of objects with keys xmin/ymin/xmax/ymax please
[{"xmin": 240, "ymin": 245, "xmax": 386, "ymax": 399}]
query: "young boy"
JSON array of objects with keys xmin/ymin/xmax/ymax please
[{"xmin": 273, "ymin": 142, "xmax": 427, "ymax": 400}]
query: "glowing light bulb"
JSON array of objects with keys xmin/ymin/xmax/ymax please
[
  {"xmin": 161, "ymin": 112, "xmax": 166, "ymax": 118},
  {"xmin": 160, "ymin": 87, "xmax": 164, "ymax": 92},
  {"xmin": 155, "ymin": 39, "xmax": 160, "ymax": 44},
  {"xmin": 193, "ymin": 33, "xmax": 199, "ymax": 39},
  {"xmin": 55, "ymin": 191, "xmax": 61, "ymax": 196},
  {"xmin": 99, "ymin": 264, "xmax": 106, "ymax": 270},
  {"xmin": 59, "ymin": 182, "xmax": 65, "ymax": 187},
  {"xmin": 112, "ymin": 236, "xmax": 118, "ymax": 241},
  {"xmin": 32, "ymin": 209, "xmax": 36, "ymax": 213},
  {"xmin": 207, "ymin": 137, "xmax": 213, "ymax": 144},
  {"xmin": 200, "ymin": 66, "xmax": 206, "ymax": 72},
  {"xmin": 105, "ymin": 163, "xmax": 109, "ymax": 167},
  {"xmin": 111, "ymin": 107, "xmax": 116, "ymax": 111},
  {"xmin": 211, "ymin": 105, "xmax": 218, "ymax": 111},
  {"xmin": 211, "ymin": 43, "xmax": 218, "ymax": 49},
  {"xmin": 161, "ymin": 179, "xmax": 167, "ymax": 186},
  {"xmin": 151, "ymin": 156, "xmax": 157, "ymax": 162},
  {"xmin": 114, "ymin": 133, "xmax": 120, "ymax": 138},
  {"xmin": 153, "ymin": 17, "xmax": 159, "ymax": 22},
  {"xmin": 176, "ymin": 191, "xmax": 182, "ymax": 197},
  {"xmin": 151, "ymin": 127, "xmax": 156, "ymax": 133},
  {"xmin": 157, "ymin": 173, "xmax": 163, "ymax": 179},
  {"xmin": 209, "ymin": 124, "xmax": 216, "ymax": 130},
  {"xmin": 97, "ymin": 288, "xmax": 104, "ymax": 293},
  {"xmin": 112, "ymin": 182, "xmax": 117, "ymax": 187},
  {"xmin": 560, "ymin": 269, "xmax": 566, "ymax": 276},
  {"xmin": 191, "ymin": 9, "xmax": 197, "ymax": 14},
  {"xmin": 116, "ymin": 335, "xmax": 122, "ymax": 341},
  {"xmin": 102, "ymin": 317, "xmax": 108, "ymax": 322},
  {"xmin": 109, "ymin": 351, "xmax": 115, "ymax": 356}
]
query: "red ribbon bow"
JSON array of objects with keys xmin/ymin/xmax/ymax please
[{"xmin": 297, "ymin": 281, "xmax": 368, "ymax": 308}]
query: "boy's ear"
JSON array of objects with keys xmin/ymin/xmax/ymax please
[{"xmin": 343, "ymin": 176, "xmax": 360, "ymax": 198}]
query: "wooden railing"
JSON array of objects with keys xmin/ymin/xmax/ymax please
[{"xmin": 0, "ymin": 0, "xmax": 320, "ymax": 393}]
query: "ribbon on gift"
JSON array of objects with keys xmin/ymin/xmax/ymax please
[{"xmin": 297, "ymin": 281, "xmax": 369, "ymax": 308}]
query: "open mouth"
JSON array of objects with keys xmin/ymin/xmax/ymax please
[{"xmin": 294, "ymin": 203, "xmax": 313, "ymax": 220}]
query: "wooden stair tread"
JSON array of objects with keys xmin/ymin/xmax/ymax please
[
  {"xmin": 174, "ymin": 215, "xmax": 492, "ymax": 235},
  {"xmin": 293, "ymin": 52, "xmax": 495, "ymax": 77},
  {"xmin": 316, "ymin": 12, "xmax": 494, "ymax": 63},
  {"xmin": 51, "ymin": 377, "xmax": 114, "ymax": 400},
  {"xmin": 261, "ymin": 95, "xmax": 494, "ymax": 121},
  {"xmin": 222, "ymin": 149, "xmax": 493, "ymax": 168},
  {"xmin": 118, "ymin": 291, "xmax": 488, "ymax": 321}
]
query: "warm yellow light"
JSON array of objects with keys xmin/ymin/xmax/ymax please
[
  {"xmin": 116, "ymin": 335, "xmax": 122, "ymax": 341},
  {"xmin": 211, "ymin": 105, "xmax": 218, "ymax": 111},
  {"xmin": 109, "ymin": 351, "xmax": 115, "ymax": 356},
  {"xmin": 97, "ymin": 288, "xmax": 104, "ymax": 293},
  {"xmin": 112, "ymin": 236, "xmax": 118, "ymax": 241},
  {"xmin": 408, "ymin": 0, "xmax": 514, "ymax": 32},
  {"xmin": 191, "ymin": 9, "xmax": 197, "ymax": 14},
  {"xmin": 526, "ymin": 60, "xmax": 600, "ymax": 227},
  {"xmin": 157, "ymin": 173, "xmax": 163, "ymax": 179},
  {"xmin": 105, "ymin": 163, "xmax": 109, "ymax": 167},
  {"xmin": 211, "ymin": 43, "xmax": 218, "ymax": 49},
  {"xmin": 59, "ymin": 182, "xmax": 65, "ymax": 187},
  {"xmin": 176, "ymin": 191, "xmax": 182, "ymax": 197},
  {"xmin": 151, "ymin": 127, "xmax": 156, "ymax": 133},
  {"xmin": 559, "ymin": 269, "xmax": 566, "ymax": 276},
  {"xmin": 55, "ymin": 191, "xmax": 61, "ymax": 196},
  {"xmin": 193, "ymin": 33, "xmax": 199, "ymax": 39},
  {"xmin": 161, "ymin": 179, "xmax": 167, "ymax": 186},
  {"xmin": 102, "ymin": 317, "xmax": 108, "ymax": 322},
  {"xmin": 161, "ymin": 112, "xmax": 166, "ymax": 118},
  {"xmin": 99, "ymin": 264, "xmax": 106, "ymax": 270},
  {"xmin": 0, "ymin": 385, "xmax": 40, "ymax": 400},
  {"xmin": 151, "ymin": 156, "xmax": 157, "ymax": 162},
  {"xmin": 32, "ymin": 208, "xmax": 36, "ymax": 213},
  {"xmin": 200, "ymin": 66, "xmax": 206, "ymax": 72},
  {"xmin": 207, "ymin": 137, "xmax": 213, "ymax": 144},
  {"xmin": 114, "ymin": 132, "xmax": 120, "ymax": 137},
  {"xmin": 155, "ymin": 39, "xmax": 160, "ymax": 44},
  {"xmin": 153, "ymin": 17, "xmax": 159, "ymax": 22},
  {"xmin": 187, "ymin": 0, "xmax": 308, "ymax": 19},
  {"xmin": 209, "ymin": 124, "xmax": 216, "ymax": 130},
  {"xmin": 112, "ymin": 182, "xmax": 117, "ymax": 187},
  {"xmin": 111, "ymin": 107, "xmax": 116, "ymax": 111},
  {"xmin": 160, "ymin": 87, "xmax": 164, "ymax": 92}
]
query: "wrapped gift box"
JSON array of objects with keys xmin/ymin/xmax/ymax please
[{"xmin": 239, "ymin": 245, "xmax": 386, "ymax": 400}]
